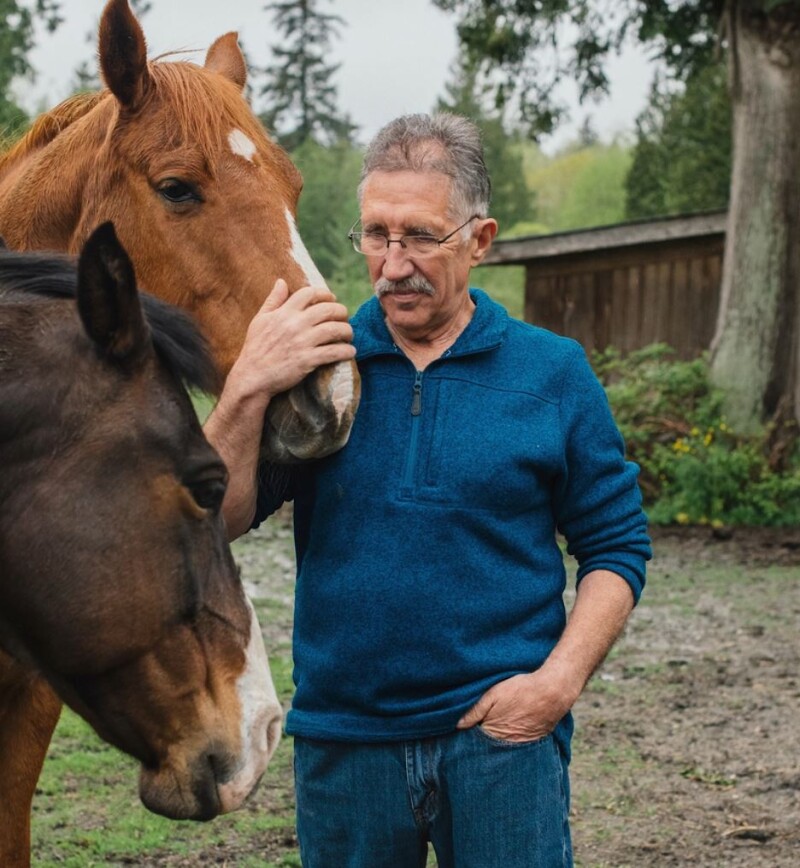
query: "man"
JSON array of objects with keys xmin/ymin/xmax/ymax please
[{"xmin": 206, "ymin": 113, "xmax": 650, "ymax": 867}]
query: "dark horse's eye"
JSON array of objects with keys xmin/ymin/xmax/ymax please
[
  {"xmin": 157, "ymin": 179, "xmax": 202, "ymax": 204},
  {"xmin": 187, "ymin": 477, "xmax": 227, "ymax": 513}
]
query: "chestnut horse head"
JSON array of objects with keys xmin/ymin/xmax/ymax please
[
  {"xmin": 0, "ymin": 0, "xmax": 359, "ymax": 463},
  {"xmin": 0, "ymin": 224, "xmax": 282, "ymax": 820}
]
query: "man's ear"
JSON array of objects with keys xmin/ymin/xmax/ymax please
[{"xmin": 470, "ymin": 218, "xmax": 499, "ymax": 266}]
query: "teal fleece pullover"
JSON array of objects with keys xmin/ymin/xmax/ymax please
[{"xmin": 254, "ymin": 289, "xmax": 651, "ymax": 757}]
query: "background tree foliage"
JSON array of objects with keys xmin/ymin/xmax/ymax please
[
  {"xmin": 432, "ymin": 0, "xmax": 725, "ymax": 136},
  {"xmin": 626, "ymin": 64, "xmax": 732, "ymax": 219},
  {"xmin": 259, "ymin": 0, "xmax": 355, "ymax": 150},
  {"xmin": 0, "ymin": 0, "xmax": 61, "ymax": 137},
  {"xmin": 435, "ymin": 60, "xmax": 533, "ymax": 232}
]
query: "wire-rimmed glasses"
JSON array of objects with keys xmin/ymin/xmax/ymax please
[{"xmin": 348, "ymin": 215, "xmax": 480, "ymax": 257}]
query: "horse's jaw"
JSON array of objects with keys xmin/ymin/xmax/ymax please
[{"xmin": 260, "ymin": 358, "xmax": 361, "ymax": 463}]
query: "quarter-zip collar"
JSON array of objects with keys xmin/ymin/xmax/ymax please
[{"xmin": 353, "ymin": 288, "xmax": 508, "ymax": 363}]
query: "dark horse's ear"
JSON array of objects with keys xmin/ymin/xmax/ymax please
[
  {"xmin": 205, "ymin": 32, "xmax": 247, "ymax": 93},
  {"xmin": 99, "ymin": 0, "xmax": 152, "ymax": 111},
  {"xmin": 77, "ymin": 223, "xmax": 150, "ymax": 364}
]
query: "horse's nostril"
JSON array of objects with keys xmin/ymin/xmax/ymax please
[{"xmin": 206, "ymin": 751, "xmax": 233, "ymax": 784}]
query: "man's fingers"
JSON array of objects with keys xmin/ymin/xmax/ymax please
[
  {"xmin": 259, "ymin": 281, "xmax": 337, "ymax": 317},
  {"xmin": 260, "ymin": 278, "xmax": 290, "ymax": 312},
  {"xmin": 311, "ymin": 320, "xmax": 355, "ymax": 346},
  {"xmin": 284, "ymin": 284, "xmax": 338, "ymax": 309},
  {"xmin": 304, "ymin": 301, "xmax": 352, "ymax": 327},
  {"xmin": 309, "ymin": 341, "xmax": 357, "ymax": 367}
]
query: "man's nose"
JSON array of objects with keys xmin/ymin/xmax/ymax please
[{"xmin": 381, "ymin": 243, "xmax": 415, "ymax": 281}]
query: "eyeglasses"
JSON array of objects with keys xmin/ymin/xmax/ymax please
[{"xmin": 348, "ymin": 215, "xmax": 480, "ymax": 257}]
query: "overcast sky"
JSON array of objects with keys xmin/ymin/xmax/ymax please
[{"xmin": 24, "ymin": 0, "xmax": 654, "ymax": 153}]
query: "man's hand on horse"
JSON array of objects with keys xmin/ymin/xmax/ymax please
[{"xmin": 230, "ymin": 279, "xmax": 356, "ymax": 402}]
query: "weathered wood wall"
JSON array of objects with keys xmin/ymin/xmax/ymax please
[{"xmin": 485, "ymin": 212, "xmax": 727, "ymax": 359}]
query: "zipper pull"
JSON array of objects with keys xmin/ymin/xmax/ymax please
[{"xmin": 411, "ymin": 371, "xmax": 423, "ymax": 416}]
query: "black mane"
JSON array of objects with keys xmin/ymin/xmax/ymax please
[{"xmin": 0, "ymin": 248, "xmax": 219, "ymax": 393}]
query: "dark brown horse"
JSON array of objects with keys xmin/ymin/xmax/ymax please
[{"xmin": 0, "ymin": 224, "xmax": 283, "ymax": 866}]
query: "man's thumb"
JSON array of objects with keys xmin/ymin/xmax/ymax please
[{"xmin": 457, "ymin": 698, "xmax": 488, "ymax": 730}]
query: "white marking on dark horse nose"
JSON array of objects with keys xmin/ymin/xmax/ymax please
[
  {"xmin": 228, "ymin": 129, "xmax": 256, "ymax": 162},
  {"xmin": 217, "ymin": 597, "xmax": 282, "ymax": 813}
]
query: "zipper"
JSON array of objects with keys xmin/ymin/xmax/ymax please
[
  {"xmin": 411, "ymin": 370, "xmax": 423, "ymax": 416},
  {"xmin": 402, "ymin": 370, "xmax": 424, "ymax": 489}
]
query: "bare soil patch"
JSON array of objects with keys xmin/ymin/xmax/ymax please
[{"xmin": 569, "ymin": 524, "xmax": 800, "ymax": 867}]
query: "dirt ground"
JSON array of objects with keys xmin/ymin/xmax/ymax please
[{"xmin": 228, "ymin": 518, "xmax": 800, "ymax": 867}]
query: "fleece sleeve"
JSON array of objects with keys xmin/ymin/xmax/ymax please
[
  {"xmin": 552, "ymin": 345, "xmax": 651, "ymax": 603},
  {"xmin": 250, "ymin": 462, "xmax": 297, "ymax": 530}
]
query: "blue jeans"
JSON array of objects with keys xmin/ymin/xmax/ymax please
[{"xmin": 293, "ymin": 728, "xmax": 572, "ymax": 867}]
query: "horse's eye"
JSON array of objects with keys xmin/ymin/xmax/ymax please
[
  {"xmin": 157, "ymin": 179, "xmax": 201, "ymax": 204},
  {"xmin": 187, "ymin": 477, "xmax": 226, "ymax": 513}
]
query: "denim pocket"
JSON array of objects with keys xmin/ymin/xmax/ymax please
[{"xmin": 472, "ymin": 725, "xmax": 554, "ymax": 749}]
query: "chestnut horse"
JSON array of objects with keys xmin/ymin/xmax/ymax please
[
  {"xmin": 0, "ymin": 0, "xmax": 359, "ymax": 461},
  {"xmin": 0, "ymin": 224, "xmax": 282, "ymax": 865}
]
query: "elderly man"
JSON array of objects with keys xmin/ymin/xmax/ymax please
[{"xmin": 206, "ymin": 113, "xmax": 650, "ymax": 868}]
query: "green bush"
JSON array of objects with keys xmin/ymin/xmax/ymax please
[{"xmin": 593, "ymin": 344, "xmax": 800, "ymax": 527}]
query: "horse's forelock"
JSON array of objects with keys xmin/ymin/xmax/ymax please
[{"xmin": 145, "ymin": 62, "xmax": 301, "ymax": 188}]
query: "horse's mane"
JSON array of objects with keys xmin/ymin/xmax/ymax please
[
  {"xmin": 0, "ymin": 92, "xmax": 108, "ymax": 171},
  {"xmin": 1, "ymin": 61, "xmax": 295, "ymax": 183},
  {"xmin": 0, "ymin": 249, "xmax": 218, "ymax": 393}
]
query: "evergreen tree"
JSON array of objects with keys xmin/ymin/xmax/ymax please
[
  {"xmin": 435, "ymin": 61, "xmax": 533, "ymax": 232},
  {"xmin": 259, "ymin": 0, "xmax": 355, "ymax": 149},
  {"xmin": 0, "ymin": 0, "xmax": 62, "ymax": 137},
  {"xmin": 626, "ymin": 65, "xmax": 731, "ymax": 219}
]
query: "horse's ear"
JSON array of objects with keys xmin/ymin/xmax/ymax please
[
  {"xmin": 98, "ymin": 0, "xmax": 152, "ymax": 110},
  {"xmin": 205, "ymin": 32, "xmax": 247, "ymax": 92},
  {"xmin": 77, "ymin": 222, "xmax": 150, "ymax": 364}
]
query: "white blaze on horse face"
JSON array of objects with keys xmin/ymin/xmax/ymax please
[
  {"xmin": 216, "ymin": 597, "xmax": 282, "ymax": 814},
  {"xmin": 284, "ymin": 207, "xmax": 327, "ymax": 289},
  {"xmin": 283, "ymin": 207, "xmax": 355, "ymax": 422},
  {"xmin": 228, "ymin": 129, "xmax": 257, "ymax": 163}
]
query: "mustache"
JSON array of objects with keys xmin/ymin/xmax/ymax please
[{"xmin": 375, "ymin": 275, "xmax": 436, "ymax": 298}]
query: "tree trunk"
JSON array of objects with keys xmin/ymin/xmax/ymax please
[{"xmin": 710, "ymin": 0, "xmax": 800, "ymax": 436}]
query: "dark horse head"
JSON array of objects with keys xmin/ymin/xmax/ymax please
[{"xmin": 0, "ymin": 224, "xmax": 281, "ymax": 820}]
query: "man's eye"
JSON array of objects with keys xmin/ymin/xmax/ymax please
[{"xmin": 407, "ymin": 235, "xmax": 438, "ymax": 248}]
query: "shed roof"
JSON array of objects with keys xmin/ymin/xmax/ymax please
[{"xmin": 484, "ymin": 210, "xmax": 728, "ymax": 266}]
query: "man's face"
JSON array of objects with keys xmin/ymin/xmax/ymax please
[{"xmin": 359, "ymin": 170, "xmax": 493, "ymax": 340}]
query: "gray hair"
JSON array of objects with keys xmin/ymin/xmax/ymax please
[{"xmin": 358, "ymin": 113, "xmax": 492, "ymax": 222}]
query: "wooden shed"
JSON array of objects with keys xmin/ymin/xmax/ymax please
[{"xmin": 484, "ymin": 211, "xmax": 727, "ymax": 358}]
